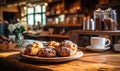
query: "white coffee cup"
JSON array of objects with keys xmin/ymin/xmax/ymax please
[{"xmin": 91, "ymin": 37, "xmax": 110, "ymax": 49}]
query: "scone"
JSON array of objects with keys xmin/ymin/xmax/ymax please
[
  {"xmin": 46, "ymin": 41, "xmax": 60, "ymax": 47},
  {"xmin": 57, "ymin": 46, "xmax": 70, "ymax": 57},
  {"xmin": 0, "ymin": 36, "xmax": 17, "ymax": 50},
  {"xmin": 37, "ymin": 48, "xmax": 46, "ymax": 57},
  {"xmin": 24, "ymin": 42, "xmax": 44, "ymax": 56},
  {"xmin": 46, "ymin": 41, "xmax": 60, "ymax": 51},
  {"xmin": 38, "ymin": 46, "xmax": 56, "ymax": 57},
  {"xmin": 59, "ymin": 40, "xmax": 78, "ymax": 56},
  {"xmin": 33, "ymin": 42, "xmax": 44, "ymax": 48}
]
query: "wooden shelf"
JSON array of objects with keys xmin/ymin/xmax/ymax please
[
  {"xmin": 46, "ymin": 11, "xmax": 81, "ymax": 18},
  {"xmin": 46, "ymin": 24, "xmax": 82, "ymax": 27},
  {"xmin": 46, "ymin": 13, "xmax": 62, "ymax": 18},
  {"xmin": 73, "ymin": 30, "xmax": 120, "ymax": 36},
  {"xmin": 47, "ymin": 0, "xmax": 62, "ymax": 4},
  {"xmin": 46, "ymin": 0, "xmax": 81, "ymax": 18},
  {"xmin": 96, "ymin": 2, "xmax": 120, "ymax": 8}
]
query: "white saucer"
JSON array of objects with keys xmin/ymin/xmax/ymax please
[{"xmin": 86, "ymin": 46, "xmax": 110, "ymax": 52}]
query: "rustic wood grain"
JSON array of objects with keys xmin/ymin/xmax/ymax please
[{"xmin": 0, "ymin": 48, "xmax": 120, "ymax": 71}]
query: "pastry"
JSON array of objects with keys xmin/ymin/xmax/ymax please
[
  {"xmin": 38, "ymin": 46, "xmax": 56, "ymax": 57},
  {"xmin": 58, "ymin": 40, "xmax": 78, "ymax": 56},
  {"xmin": 0, "ymin": 38, "xmax": 17, "ymax": 50},
  {"xmin": 24, "ymin": 40, "xmax": 78, "ymax": 57},
  {"xmin": 46, "ymin": 41, "xmax": 60, "ymax": 47},
  {"xmin": 24, "ymin": 42, "xmax": 44, "ymax": 56},
  {"xmin": 33, "ymin": 42, "xmax": 44, "ymax": 48},
  {"xmin": 57, "ymin": 46, "xmax": 70, "ymax": 57},
  {"xmin": 37, "ymin": 48, "xmax": 46, "ymax": 57},
  {"xmin": 46, "ymin": 41, "xmax": 60, "ymax": 51}
]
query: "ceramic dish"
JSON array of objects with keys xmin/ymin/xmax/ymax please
[
  {"xmin": 114, "ymin": 44, "xmax": 120, "ymax": 52},
  {"xmin": 20, "ymin": 51, "xmax": 83, "ymax": 62}
]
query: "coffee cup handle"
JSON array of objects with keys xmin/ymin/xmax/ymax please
[{"xmin": 105, "ymin": 39, "xmax": 111, "ymax": 46}]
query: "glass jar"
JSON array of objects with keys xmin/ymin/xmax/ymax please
[
  {"xmin": 94, "ymin": 8, "xmax": 104, "ymax": 31},
  {"xmin": 104, "ymin": 8, "xmax": 117, "ymax": 31},
  {"xmin": 16, "ymin": 33, "xmax": 24, "ymax": 47}
]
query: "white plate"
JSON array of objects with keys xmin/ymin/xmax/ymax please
[
  {"xmin": 86, "ymin": 46, "xmax": 110, "ymax": 52},
  {"xmin": 20, "ymin": 51, "xmax": 83, "ymax": 62}
]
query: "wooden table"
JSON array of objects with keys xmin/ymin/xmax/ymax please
[{"xmin": 0, "ymin": 48, "xmax": 120, "ymax": 71}]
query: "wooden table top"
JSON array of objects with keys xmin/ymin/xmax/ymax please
[{"xmin": 0, "ymin": 48, "xmax": 120, "ymax": 71}]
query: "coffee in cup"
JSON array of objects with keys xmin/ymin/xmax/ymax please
[{"xmin": 91, "ymin": 37, "xmax": 110, "ymax": 49}]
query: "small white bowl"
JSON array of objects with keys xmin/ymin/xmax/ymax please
[{"xmin": 114, "ymin": 44, "xmax": 120, "ymax": 52}]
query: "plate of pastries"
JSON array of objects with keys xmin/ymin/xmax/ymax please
[
  {"xmin": 0, "ymin": 35, "xmax": 17, "ymax": 50},
  {"xmin": 20, "ymin": 40, "xmax": 83, "ymax": 62}
]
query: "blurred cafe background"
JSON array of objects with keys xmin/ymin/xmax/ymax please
[
  {"xmin": 0, "ymin": 0, "xmax": 120, "ymax": 46},
  {"xmin": 1, "ymin": 1, "xmax": 120, "ymax": 71}
]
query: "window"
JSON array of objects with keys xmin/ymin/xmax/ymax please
[
  {"xmin": 27, "ymin": 15, "xmax": 34, "ymax": 25},
  {"xmin": 26, "ymin": 5, "xmax": 46, "ymax": 26},
  {"xmin": 35, "ymin": 5, "xmax": 41, "ymax": 13},
  {"xmin": 28, "ymin": 7, "xmax": 34, "ymax": 14}
]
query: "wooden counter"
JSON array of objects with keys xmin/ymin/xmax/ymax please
[
  {"xmin": 0, "ymin": 48, "xmax": 120, "ymax": 71},
  {"xmin": 69, "ymin": 30, "xmax": 120, "ymax": 47}
]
